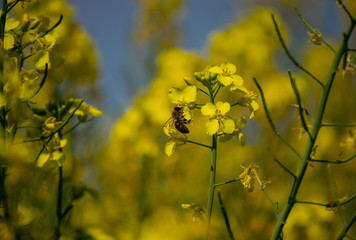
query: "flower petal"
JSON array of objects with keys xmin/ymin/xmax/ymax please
[
  {"xmin": 5, "ymin": 18, "xmax": 20, "ymax": 32},
  {"xmin": 182, "ymin": 86, "xmax": 197, "ymax": 103},
  {"xmin": 201, "ymin": 103, "xmax": 216, "ymax": 116},
  {"xmin": 218, "ymin": 76, "xmax": 233, "ymax": 86},
  {"xmin": 231, "ymin": 75, "xmax": 243, "ymax": 86},
  {"xmin": 216, "ymin": 102, "xmax": 230, "ymax": 115},
  {"xmin": 168, "ymin": 87, "xmax": 183, "ymax": 104},
  {"xmin": 249, "ymin": 100, "xmax": 259, "ymax": 119},
  {"xmin": 164, "ymin": 140, "xmax": 176, "ymax": 156},
  {"xmin": 238, "ymin": 132, "xmax": 246, "ymax": 147},
  {"xmin": 208, "ymin": 66, "xmax": 223, "ymax": 74},
  {"xmin": 4, "ymin": 33, "xmax": 15, "ymax": 50},
  {"xmin": 223, "ymin": 63, "xmax": 236, "ymax": 74},
  {"xmin": 37, "ymin": 153, "xmax": 50, "ymax": 168},
  {"xmin": 221, "ymin": 118, "xmax": 235, "ymax": 134},
  {"xmin": 205, "ymin": 119, "xmax": 219, "ymax": 135}
]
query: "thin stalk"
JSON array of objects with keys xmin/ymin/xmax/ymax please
[
  {"xmin": 336, "ymin": 211, "xmax": 356, "ymax": 240},
  {"xmin": 288, "ymin": 70, "xmax": 313, "ymax": 140},
  {"xmin": 295, "ymin": 192, "xmax": 356, "ymax": 208},
  {"xmin": 271, "ymin": 14, "xmax": 324, "ymax": 87},
  {"xmin": 206, "ymin": 134, "xmax": 217, "ymax": 239},
  {"xmin": 271, "ymin": 10, "xmax": 356, "ymax": 240},
  {"xmin": 294, "ymin": 7, "xmax": 336, "ymax": 53},
  {"xmin": 217, "ymin": 191, "xmax": 235, "ymax": 240},
  {"xmin": 309, "ymin": 152, "xmax": 356, "ymax": 164},
  {"xmin": 321, "ymin": 123, "xmax": 356, "ymax": 127},
  {"xmin": 55, "ymin": 165, "xmax": 63, "ymax": 239},
  {"xmin": 253, "ymin": 78, "xmax": 302, "ymax": 159},
  {"xmin": 214, "ymin": 178, "xmax": 240, "ymax": 188},
  {"xmin": 267, "ymin": 146, "xmax": 296, "ymax": 179},
  {"xmin": 187, "ymin": 140, "xmax": 212, "ymax": 149}
]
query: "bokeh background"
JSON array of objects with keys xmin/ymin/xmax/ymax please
[{"xmin": 4, "ymin": 0, "xmax": 356, "ymax": 239}]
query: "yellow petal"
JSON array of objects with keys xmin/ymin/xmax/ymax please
[
  {"xmin": 208, "ymin": 66, "xmax": 223, "ymax": 74},
  {"xmin": 201, "ymin": 103, "xmax": 216, "ymax": 116},
  {"xmin": 230, "ymin": 84, "xmax": 248, "ymax": 93},
  {"xmin": 181, "ymin": 204, "xmax": 191, "ymax": 209},
  {"xmin": 35, "ymin": 50, "xmax": 50, "ymax": 70},
  {"xmin": 168, "ymin": 87, "xmax": 183, "ymax": 104},
  {"xmin": 238, "ymin": 132, "xmax": 246, "ymax": 147},
  {"xmin": 164, "ymin": 140, "xmax": 176, "ymax": 156},
  {"xmin": 51, "ymin": 151, "xmax": 66, "ymax": 165},
  {"xmin": 4, "ymin": 33, "xmax": 15, "ymax": 50},
  {"xmin": 222, "ymin": 63, "xmax": 236, "ymax": 74},
  {"xmin": 5, "ymin": 18, "xmax": 20, "ymax": 31},
  {"xmin": 182, "ymin": 86, "xmax": 197, "ymax": 103},
  {"xmin": 37, "ymin": 153, "xmax": 50, "ymax": 168},
  {"xmin": 216, "ymin": 102, "xmax": 230, "ymax": 115},
  {"xmin": 205, "ymin": 119, "xmax": 219, "ymax": 135},
  {"xmin": 221, "ymin": 118, "xmax": 235, "ymax": 134},
  {"xmin": 88, "ymin": 106, "xmax": 103, "ymax": 117},
  {"xmin": 249, "ymin": 100, "xmax": 259, "ymax": 119},
  {"xmin": 44, "ymin": 33, "xmax": 56, "ymax": 49},
  {"xmin": 218, "ymin": 75, "xmax": 233, "ymax": 86},
  {"xmin": 182, "ymin": 107, "xmax": 192, "ymax": 121},
  {"xmin": 231, "ymin": 75, "xmax": 243, "ymax": 86},
  {"xmin": 59, "ymin": 139, "xmax": 67, "ymax": 148}
]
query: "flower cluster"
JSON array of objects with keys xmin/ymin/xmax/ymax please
[{"xmin": 163, "ymin": 62, "xmax": 258, "ymax": 156}]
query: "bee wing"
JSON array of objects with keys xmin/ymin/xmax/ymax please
[{"xmin": 163, "ymin": 117, "xmax": 174, "ymax": 135}]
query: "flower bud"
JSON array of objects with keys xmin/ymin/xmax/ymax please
[
  {"xmin": 183, "ymin": 76, "xmax": 195, "ymax": 86},
  {"xmin": 193, "ymin": 72, "xmax": 202, "ymax": 81}
]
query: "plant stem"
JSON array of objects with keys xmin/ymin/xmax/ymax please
[
  {"xmin": 217, "ymin": 191, "xmax": 235, "ymax": 240},
  {"xmin": 55, "ymin": 165, "xmax": 63, "ymax": 239},
  {"xmin": 271, "ymin": 11, "xmax": 356, "ymax": 240},
  {"xmin": 336, "ymin": 211, "xmax": 356, "ymax": 240},
  {"xmin": 206, "ymin": 133, "xmax": 217, "ymax": 239}
]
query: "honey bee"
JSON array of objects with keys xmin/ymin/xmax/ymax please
[{"xmin": 165, "ymin": 106, "xmax": 190, "ymax": 134}]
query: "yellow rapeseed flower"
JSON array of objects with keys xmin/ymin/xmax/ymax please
[{"xmin": 201, "ymin": 101, "xmax": 235, "ymax": 135}]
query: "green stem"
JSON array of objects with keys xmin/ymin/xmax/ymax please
[
  {"xmin": 55, "ymin": 165, "xmax": 63, "ymax": 239},
  {"xmin": 294, "ymin": 7, "xmax": 336, "ymax": 53},
  {"xmin": 206, "ymin": 134, "xmax": 217, "ymax": 239},
  {"xmin": 217, "ymin": 191, "xmax": 235, "ymax": 240},
  {"xmin": 187, "ymin": 140, "xmax": 212, "ymax": 149},
  {"xmin": 271, "ymin": 14, "xmax": 324, "ymax": 87},
  {"xmin": 309, "ymin": 152, "xmax": 356, "ymax": 164},
  {"xmin": 253, "ymin": 78, "xmax": 302, "ymax": 159},
  {"xmin": 271, "ymin": 10, "xmax": 356, "ymax": 240},
  {"xmin": 321, "ymin": 123, "xmax": 356, "ymax": 127},
  {"xmin": 214, "ymin": 178, "xmax": 240, "ymax": 188},
  {"xmin": 336, "ymin": 211, "xmax": 356, "ymax": 240}
]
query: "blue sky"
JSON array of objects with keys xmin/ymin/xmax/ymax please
[{"xmin": 70, "ymin": 0, "xmax": 242, "ymax": 121}]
